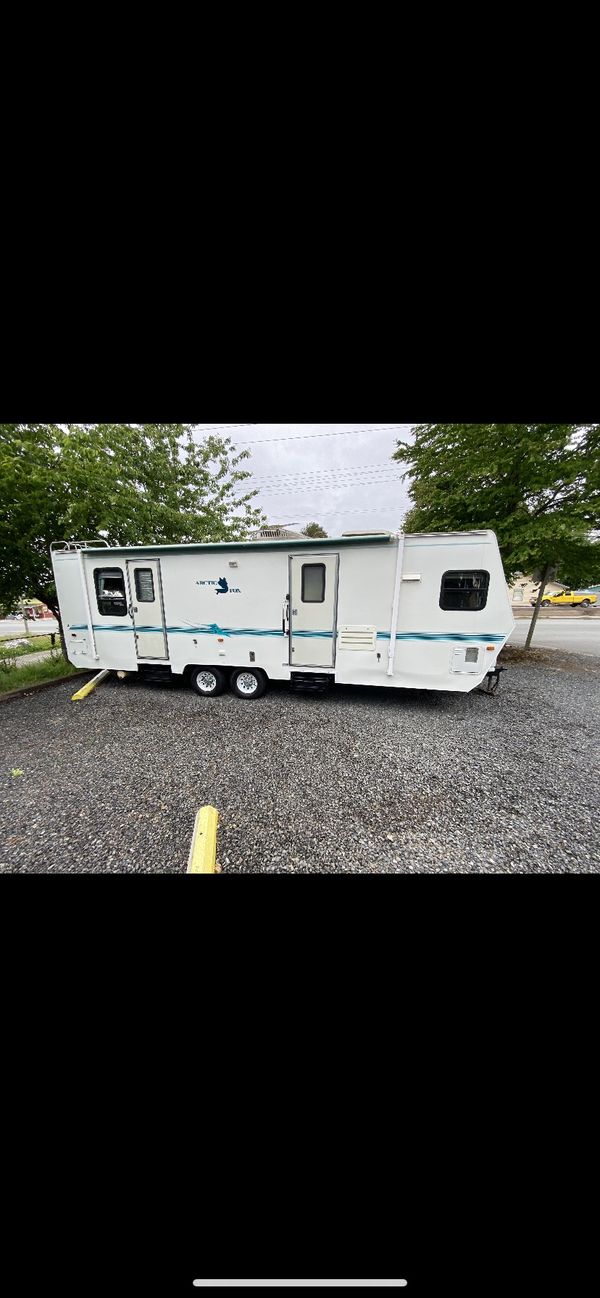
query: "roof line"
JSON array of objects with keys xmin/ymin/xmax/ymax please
[{"xmin": 77, "ymin": 534, "xmax": 394, "ymax": 556}]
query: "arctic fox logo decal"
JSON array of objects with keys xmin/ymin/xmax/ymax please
[{"xmin": 196, "ymin": 577, "xmax": 241, "ymax": 594}]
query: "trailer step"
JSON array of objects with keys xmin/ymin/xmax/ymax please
[
  {"xmin": 290, "ymin": 672, "xmax": 333, "ymax": 693},
  {"xmin": 138, "ymin": 664, "xmax": 173, "ymax": 684}
]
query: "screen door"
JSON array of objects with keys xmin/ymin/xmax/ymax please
[
  {"xmin": 289, "ymin": 553, "xmax": 338, "ymax": 668},
  {"xmin": 126, "ymin": 559, "xmax": 168, "ymax": 660}
]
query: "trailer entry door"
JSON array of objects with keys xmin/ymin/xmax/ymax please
[
  {"xmin": 289, "ymin": 553, "xmax": 339, "ymax": 668},
  {"xmin": 126, "ymin": 559, "xmax": 168, "ymax": 660}
]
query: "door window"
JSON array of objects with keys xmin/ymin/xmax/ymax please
[
  {"xmin": 301, "ymin": 563, "xmax": 326, "ymax": 603},
  {"xmin": 94, "ymin": 568, "xmax": 127, "ymax": 617},
  {"xmin": 134, "ymin": 568, "xmax": 155, "ymax": 602}
]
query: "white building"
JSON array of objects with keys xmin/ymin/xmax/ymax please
[
  {"xmin": 508, "ymin": 573, "xmax": 565, "ymax": 604},
  {"xmin": 250, "ymin": 524, "xmax": 305, "ymax": 541}
]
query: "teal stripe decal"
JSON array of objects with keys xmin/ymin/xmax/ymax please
[
  {"xmin": 70, "ymin": 624, "xmax": 135, "ymax": 633},
  {"xmin": 292, "ymin": 630, "xmax": 334, "ymax": 639},
  {"xmin": 70, "ymin": 624, "xmax": 505, "ymax": 643},
  {"xmin": 70, "ymin": 623, "xmax": 286, "ymax": 638},
  {"xmin": 167, "ymin": 626, "xmax": 284, "ymax": 637},
  {"xmin": 378, "ymin": 631, "xmax": 505, "ymax": 643}
]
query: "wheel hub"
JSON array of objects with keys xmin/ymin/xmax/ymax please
[
  {"xmin": 237, "ymin": 672, "xmax": 258, "ymax": 695},
  {"xmin": 197, "ymin": 671, "xmax": 217, "ymax": 692}
]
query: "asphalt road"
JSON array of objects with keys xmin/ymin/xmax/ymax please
[
  {"xmin": 0, "ymin": 619, "xmax": 58, "ymax": 637},
  {"xmin": 1, "ymin": 652, "xmax": 598, "ymax": 874},
  {"xmin": 508, "ymin": 619, "xmax": 600, "ymax": 656}
]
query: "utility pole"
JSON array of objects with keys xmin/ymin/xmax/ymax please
[
  {"xmin": 19, "ymin": 597, "xmax": 30, "ymax": 638},
  {"xmin": 524, "ymin": 562, "xmax": 550, "ymax": 651}
]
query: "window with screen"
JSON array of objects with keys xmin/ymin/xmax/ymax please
[
  {"xmin": 440, "ymin": 570, "xmax": 490, "ymax": 611},
  {"xmin": 94, "ymin": 568, "xmax": 127, "ymax": 617},
  {"xmin": 134, "ymin": 568, "xmax": 155, "ymax": 602},
  {"xmin": 302, "ymin": 563, "xmax": 326, "ymax": 602}
]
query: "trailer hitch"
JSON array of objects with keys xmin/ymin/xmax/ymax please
[{"xmin": 478, "ymin": 664, "xmax": 505, "ymax": 697}]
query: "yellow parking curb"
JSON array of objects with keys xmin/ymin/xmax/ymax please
[
  {"xmin": 71, "ymin": 669, "xmax": 111, "ymax": 701},
  {"xmin": 187, "ymin": 806, "xmax": 219, "ymax": 873}
]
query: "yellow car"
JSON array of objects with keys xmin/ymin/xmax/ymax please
[{"xmin": 530, "ymin": 590, "xmax": 597, "ymax": 608}]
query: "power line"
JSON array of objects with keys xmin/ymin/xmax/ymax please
[
  {"xmin": 231, "ymin": 501, "xmax": 405, "ymax": 516},
  {"xmin": 234, "ymin": 471, "xmax": 404, "ymax": 485},
  {"xmin": 235, "ymin": 492, "xmax": 402, "ymax": 506},
  {"xmin": 227, "ymin": 508, "xmax": 406, "ymax": 522},
  {"xmin": 233, "ymin": 476, "xmax": 404, "ymax": 494},
  {"xmin": 252, "ymin": 459, "xmax": 402, "ymax": 480},
  {"xmin": 248, "ymin": 466, "xmax": 403, "ymax": 484},
  {"xmin": 252, "ymin": 481, "xmax": 402, "ymax": 492},
  {"xmin": 250, "ymin": 470, "xmax": 402, "ymax": 483},
  {"xmin": 193, "ymin": 423, "xmax": 259, "ymax": 433},
  {"xmin": 252, "ymin": 472, "xmax": 403, "ymax": 485},
  {"xmin": 252, "ymin": 473, "xmax": 402, "ymax": 488},
  {"xmin": 252, "ymin": 486, "xmax": 402, "ymax": 498},
  {"xmin": 317, "ymin": 509, "xmax": 405, "ymax": 517},
  {"xmin": 234, "ymin": 424, "xmax": 408, "ymax": 445}
]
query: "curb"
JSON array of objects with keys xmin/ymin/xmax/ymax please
[
  {"xmin": 187, "ymin": 806, "xmax": 219, "ymax": 873},
  {"xmin": 72, "ymin": 669, "xmax": 111, "ymax": 701},
  {"xmin": 0, "ymin": 671, "xmax": 90, "ymax": 705}
]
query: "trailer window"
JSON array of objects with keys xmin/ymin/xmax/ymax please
[
  {"xmin": 94, "ymin": 568, "xmax": 127, "ymax": 617},
  {"xmin": 134, "ymin": 568, "xmax": 155, "ymax": 602},
  {"xmin": 440, "ymin": 570, "xmax": 490, "ymax": 611},
  {"xmin": 302, "ymin": 563, "xmax": 326, "ymax": 603}
]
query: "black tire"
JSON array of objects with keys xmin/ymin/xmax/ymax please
[
  {"xmin": 190, "ymin": 666, "xmax": 227, "ymax": 697},
  {"xmin": 580, "ymin": 599, "xmax": 590, "ymax": 607},
  {"xmin": 541, "ymin": 600, "xmax": 551, "ymax": 607},
  {"xmin": 230, "ymin": 667, "xmax": 267, "ymax": 700}
]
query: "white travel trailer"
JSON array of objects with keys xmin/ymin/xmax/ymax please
[{"xmin": 51, "ymin": 531, "xmax": 514, "ymax": 700}]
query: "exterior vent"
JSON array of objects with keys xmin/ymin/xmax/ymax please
[
  {"xmin": 451, "ymin": 645, "xmax": 481, "ymax": 674},
  {"xmin": 339, "ymin": 624, "xmax": 377, "ymax": 651}
]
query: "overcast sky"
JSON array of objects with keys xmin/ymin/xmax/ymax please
[{"xmin": 193, "ymin": 423, "xmax": 415, "ymax": 536}]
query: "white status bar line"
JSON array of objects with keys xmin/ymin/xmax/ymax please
[{"xmin": 192, "ymin": 1283, "xmax": 407, "ymax": 1289}]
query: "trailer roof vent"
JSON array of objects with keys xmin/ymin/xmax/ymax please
[{"xmin": 341, "ymin": 531, "xmax": 392, "ymax": 538}]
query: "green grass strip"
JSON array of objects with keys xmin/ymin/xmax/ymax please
[{"xmin": 0, "ymin": 654, "xmax": 79, "ymax": 695}]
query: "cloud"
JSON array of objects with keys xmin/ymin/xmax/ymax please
[{"xmin": 193, "ymin": 423, "xmax": 415, "ymax": 535}]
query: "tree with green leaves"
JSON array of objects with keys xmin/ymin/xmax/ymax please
[
  {"xmin": 301, "ymin": 521, "xmax": 328, "ymax": 538},
  {"xmin": 394, "ymin": 424, "xmax": 600, "ymax": 646},
  {"xmin": 0, "ymin": 423, "xmax": 264, "ymax": 651}
]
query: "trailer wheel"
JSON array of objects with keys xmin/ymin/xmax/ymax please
[
  {"xmin": 190, "ymin": 667, "xmax": 226, "ymax": 698},
  {"xmin": 230, "ymin": 668, "xmax": 267, "ymax": 700}
]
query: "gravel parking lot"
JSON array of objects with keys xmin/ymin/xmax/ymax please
[{"xmin": 1, "ymin": 649, "xmax": 599, "ymax": 873}]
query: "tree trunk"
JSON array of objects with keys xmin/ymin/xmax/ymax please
[
  {"xmin": 36, "ymin": 589, "xmax": 68, "ymax": 660},
  {"xmin": 524, "ymin": 562, "xmax": 550, "ymax": 650},
  {"xmin": 53, "ymin": 606, "xmax": 68, "ymax": 662}
]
